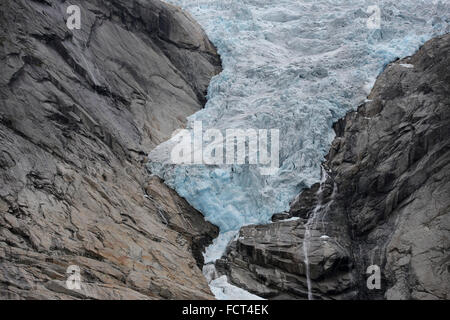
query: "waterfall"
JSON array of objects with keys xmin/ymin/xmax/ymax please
[
  {"xmin": 301, "ymin": 166, "xmax": 338, "ymax": 299},
  {"xmin": 302, "ymin": 166, "xmax": 328, "ymax": 300},
  {"xmin": 302, "ymin": 221, "xmax": 314, "ymax": 300}
]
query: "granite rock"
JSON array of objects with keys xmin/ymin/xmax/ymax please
[{"xmin": 0, "ymin": 0, "xmax": 221, "ymax": 299}]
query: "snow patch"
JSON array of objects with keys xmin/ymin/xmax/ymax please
[{"xmin": 210, "ymin": 276, "xmax": 265, "ymax": 300}]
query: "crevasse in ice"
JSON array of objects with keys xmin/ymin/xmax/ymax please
[{"xmin": 149, "ymin": 0, "xmax": 450, "ymax": 262}]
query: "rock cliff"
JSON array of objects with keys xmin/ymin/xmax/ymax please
[
  {"xmin": 0, "ymin": 0, "xmax": 221, "ymax": 299},
  {"xmin": 217, "ymin": 34, "xmax": 450, "ymax": 300}
]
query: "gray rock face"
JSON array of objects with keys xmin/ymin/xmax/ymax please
[
  {"xmin": 217, "ymin": 34, "xmax": 450, "ymax": 300},
  {"xmin": 0, "ymin": 0, "xmax": 221, "ymax": 299}
]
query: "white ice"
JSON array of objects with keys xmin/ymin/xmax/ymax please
[{"xmin": 210, "ymin": 276, "xmax": 265, "ymax": 300}]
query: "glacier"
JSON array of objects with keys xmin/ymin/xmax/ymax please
[{"xmin": 149, "ymin": 0, "xmax": 449, "ymax": 298}]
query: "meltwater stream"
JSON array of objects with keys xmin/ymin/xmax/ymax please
[
  {"xmin": 149, "ymin": 0, "xmax": 450, "ymax": 299},
  {"xmin": 302, "ymin": 166, "xmax": 337, "ymax": 299}
]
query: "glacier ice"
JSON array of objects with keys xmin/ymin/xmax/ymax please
[{"xmin": 149, "ymin": 0, "xmax": 450, "ymax": 294}]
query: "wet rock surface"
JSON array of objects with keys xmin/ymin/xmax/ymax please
[
  {"xmin": 0, "ymin": 0, "xmax": 220, "ymax": 299},
  {"xmin": 217, "ymin": 34, "xmax": 450, "ymax": 300}
]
